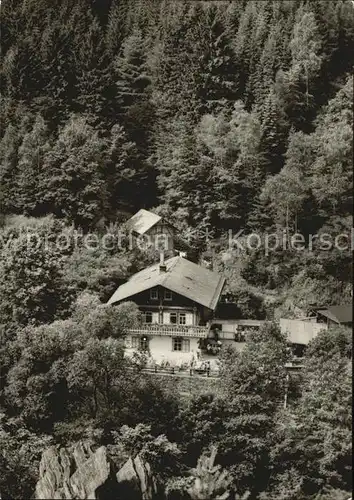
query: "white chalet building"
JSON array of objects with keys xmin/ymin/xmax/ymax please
[{"xmin": 107, "ymin": 255, "xmax": 225, "ymax": 364}]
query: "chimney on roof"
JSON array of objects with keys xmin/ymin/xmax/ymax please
[{"xmin": 159, "ymin": 251, "xmax": 167, "ymax": 273}]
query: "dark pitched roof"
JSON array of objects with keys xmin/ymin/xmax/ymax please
[
  {"xmin": 126, "ymin": 209, "xmax": 162, "ymax": 235},
  {"xmin": 316, "ymin": 304, "xmax": 352, "ymax": 324},
  {"xmin": 107, "ymin": 256, "xmax": 225, "ymax": 310}
]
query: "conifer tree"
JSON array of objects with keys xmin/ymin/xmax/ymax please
[
  {"xmin": 193, "ymin": 5, "xmax": 239, "ymax": 114},
  {"xmin": 152, "ymin": 1, "xmax": 201, "ymax": 121},
  {"xmin": 16, "ymin": 115, "xmax": 52, "ymax": 216},
  {"xmin": 253, "ymin": 28, "xmax": 278, "ymax": 109},
  {"xmin": 258, "ymin": 87, "xmax": 289, "ymax": 175},
  {"xmin": 236, "ymin": 2, "xmax": 272, "ymax": 106},
  {"xmin": 72, "ymin": 4, "xmax": 115, "ymax": 126},
  {"xmin": 38, "ymin": 10, "xmax": 78, "ymax": 124},
  {"xmin": 0, "ymin": 124, "xmax": 21, "ymax": 214},
  {"xmin": 115, "ymin": 29, "xmax": 151, "ymax": 114},
  {"xmin": 156, "ymin": 117, "xmax": 201, "ymax": 226},
  {"xmin": 106, "ymin": 123, "xmax": 139, "ymax": 213},
  {"xmin": 106, "ymin": 0, "xmax": 131, "ymax": 58},
  {"xmin": 246, "ymin": 193, "xmax": 273, "ymax": 233},
  {"xmin": 0, "ymin": 115, "xmax": 34, "ymax": 214},
  {"xmin": 41, "ymin": 115, "xmax": 109, "ymax": 229}
]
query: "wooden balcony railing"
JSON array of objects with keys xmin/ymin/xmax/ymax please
[{"xmin": 128, "ymin": 323, "xmax": 209, "ymax": 338}]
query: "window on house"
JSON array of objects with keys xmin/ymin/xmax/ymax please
[
  {"xmin": 172, "ymin": 337, "xmax": 190, "ymax": 352},
  {"xmin": 150, "ymin": 289, "xmax": 158, "ymax": 300},
  {"xmin": 140, "ymin": 336, "xmax": 149, "ymax": 351},
  {"xmin": 164, "ymin": 289, "xmax": 172, "ymax": 300},
  {"xmin": 143, "ymin": 311, "xmax": 153, "ymax": 324},
  {"xmin": 170, "ymin": 312, "xmax": 177, "ymax": 324},
  {"xmin": 131, "ymin": 336, "xmax": 139, "ymax": 349},
  {"xmin": 132, "ymin": 336, "xmax": 149, "ymax": 351},
  {"xmin": 179, "ymin": 313, "xmax": 186, "ymax": 325}
]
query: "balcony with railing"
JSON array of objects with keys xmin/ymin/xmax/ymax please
[{"xmin": 128, "ymin": 323, "xmax": 210, "ymax": 338}]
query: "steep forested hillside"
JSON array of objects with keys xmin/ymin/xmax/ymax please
[
  {"xmin": 2, "ymin": 0, "xmax": 352, "ymax": 315},
  {"xmin": 1, "ymin": 0, "xmax": 352, "ymax": 224},
  {"xmin": 0, "ymin": 3, "xmax": 353, "ymax": 498}
]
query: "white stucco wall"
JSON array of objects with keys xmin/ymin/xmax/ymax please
[
  {"xmin": 279, "ymin": 318, "xmax": 327, "ymax": 345},
  {"xmin": 126, "ymin": 335, "xmax": 200, "ymax": 365}
]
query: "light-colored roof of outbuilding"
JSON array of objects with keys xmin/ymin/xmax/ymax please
[
  {"xmin": 126, "ymin": 209, "xmax": 162, "ymax": 235},
  {"xmin": 107, "ymin": 256, "xmax": 225, "ymax": 310}
]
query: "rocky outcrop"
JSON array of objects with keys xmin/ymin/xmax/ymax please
[
  {"xmin": 35, "ymin": 441, "xmax": 157, "ymax": 499},
  {"xmin": 116, "ymin": 455, "xmax": 157, "ymax": 500},
  {"xmin": 35, "ymin": 442, "xmax": 114, "ymax": 499}
]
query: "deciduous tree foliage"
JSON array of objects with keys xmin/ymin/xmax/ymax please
[
  {"xmin": 268, "ymin": 327, "xmax": 352, "ymax": 497},
  {"xmin": 214, "ymin": 323, "xmax": 289, "ymax": 495},
  {"xmin": 0, "ymin": 226, "xmax": 73, "ymax": 326}
]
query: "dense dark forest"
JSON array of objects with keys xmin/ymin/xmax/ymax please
[
  {"xmin": 0, "ymin": 1, "xmax": 352, "ymax": 498},
  {"xmin": 1, "ymin": 0, "xmax": 353, "ymax": 313}
]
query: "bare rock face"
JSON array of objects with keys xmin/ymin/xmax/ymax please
[
  {"xmin": 69, "ymin": 447, "xmax": 114, "ymax": 499},
  {"xmin": 35, "ymin": 441, "xmax": 157, "ymax": 500},
  {"xmin": 35, "ymin": 442, "xmax": 115, "ymax": 499},
  {"xmin": 116, "ymin": 455, "xmax": 157, "ymax": 500}
]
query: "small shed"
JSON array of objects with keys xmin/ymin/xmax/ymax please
[
  {"xmin": 315, "ymin": 304, "xmax": 352, "ymax": 327},
  {"xmin": 126, "ymin": 209, "xmax": 175, "ymax": 252}
]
